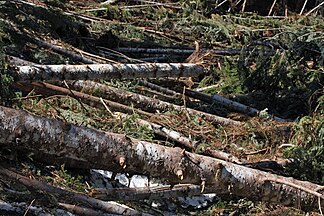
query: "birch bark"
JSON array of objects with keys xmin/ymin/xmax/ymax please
[
  {"xmin": 13, "ymin": 63, "xmax": 203, "ymax": 81},
  {"xmin": 0, "ymin": 106, "xmax": 322, "ymax": 209}
]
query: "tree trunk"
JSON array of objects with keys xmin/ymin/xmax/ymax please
[
  {"xmin": 0, "ymin": 106, "xmax": 322, "ymax": 210},
  {"xmin": 12, "ymin": 63, "xmax": 203, "ymax": 81},
  {"xmin": 68, "ymin": 80, "xmax": 241, "ymax": 126}
]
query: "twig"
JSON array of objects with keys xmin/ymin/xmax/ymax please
[
  {"xmin": 99, "ymin": 97, "xmax": 115, "ymax": 117},
  {"xmin": 30, "ymin": 36, "xmax": 98, "ymax": 64},
  {"xmin": 134, "ymin": 116, "xmax": 199, "ymax": 149},
  {"xmin": 215, "ymin": 0, "xmax": 228, "ymax": 9},
  {"xmin": 299, "ymin": 0, "xmax": 309, "ymax": 15},
  {"xmin": 23, "ymin": 199, "xmax": 35, "ymax": 216},
  {"xmin": 305, "ymin": 1, "xmax": 324, "ymax": 16},
  {"xmin": 58, "ymin": 202, "xmax": 113, "ymax": 216},
  {"xmin": 97, "ymin": 46, "xmax": 145, "ymax": 63},
  {"xmin": 268, "ymin": 0, "xmax": 277, "ymax": 16},
  {"xmin": 63, "ymin": 80, "xmax": 90, "ymax": 115},
  {"xmin": 241, "ymin": 0, "xmax": 247, "ymax": 13}
]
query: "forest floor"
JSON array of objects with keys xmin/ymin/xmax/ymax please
[{"xmin": 0, "ymin": 0, "xmax": 323, "ymax": 215}]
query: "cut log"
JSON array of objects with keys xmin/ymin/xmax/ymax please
[
  {"xmin": 12, "ymin": 63, "xmax": 204, "ymax": 81},
  {"xmin": 183, "ymin": 89, "xmax": 287, "ymax": 121},
  {"xmin": 115, "ymin": 47, "xmax": 242, "ymax": 55},
  {"xmin": 91, "ymin": 184, "xmax": 215, "ymax": 201},
  {"xmin": 68, "ymin": 80, "xmax": 241, "ymax": 126},
  {"xmin": 13, "ymin": 82, "xmax": 153, "ymax": 119},
  {"xmin": 0, "ymin": 106, "xmax": 323, "ymax": 210},
  {"xmin": 0, "ymin": 167, "xmax": 146, "ymax": 215}
]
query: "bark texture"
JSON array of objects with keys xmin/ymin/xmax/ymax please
[
  {"xmin": 13, "ymin": 63, "xmax": 203, "ymax": 81},
  {"xmin": 0, "ymin": 106, "xmax": 323, "ymax": 210},
  {"xmin": 69, "ymin": 80, "xmax": 241, "ymax": 126},
  {"xmin": 0, "ymin": 167, "xmax": 145, "ymax": 215},
  {"xmin": 184, "ymin": 89, "xmax": 287, "ymax": 121}
]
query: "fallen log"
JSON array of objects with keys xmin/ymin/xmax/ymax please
[
  {"xmin": 68, "ymin": 80, "xmax": 241, "ymax": 126},
  {"xmin": 183, "ymin": 89, "xmax": 287, "ymax": 121},
  {"xmin": 91, "ymin": 184, "xmax": 214, "ymax": 201},
  {"xmin": 12, "ymin": 63, "xmax": 204, "ymax": 81},
  {"xmin": 13, "ymin": 82, "xmax": 153, "ymax": 119},
  {"xmin": 0, "ymin": 167, "xmax": 147, "ymax": 215},
  {"xmin": 0, "ymin": 106, "xmax": 323, "ymax": 210}
]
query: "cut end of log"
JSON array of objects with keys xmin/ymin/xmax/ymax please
[
  {"xmin": 119, "ymin": 156, "xmax": 127, "ymax": 169},
  {"xmin": 176, "ymin": 169, "xmax": 184, "ymax": 180}
]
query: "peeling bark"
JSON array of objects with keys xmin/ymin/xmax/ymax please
[
  {"xmin": 0, "ymin": 106, "xmax": 323, "ymax": 209},
  {"xmin": 68, "ymin": 80, "xmax": 241, "ymax": 126},
  {"xmin": 12, "ymin": 63, "xmax": 203, "ymax": 81}
]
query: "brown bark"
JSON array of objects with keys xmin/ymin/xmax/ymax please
[
  {"xmin": 68, "ymin": 80, "xmax": 241, "ymax": 126},
  {"xmin": 0, "ymin": 106, "xmax": 323, "ymax": 210},
  {"xmin": 13, "ymin": 82, "xmax": 153, "ymax": 119}
]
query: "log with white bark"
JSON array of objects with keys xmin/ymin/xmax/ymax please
[
  {"xmin": 139, "ymin": 79, "xmax": 182, "ymax": 98},
  {"xmin": 183, "ymin": 89, "xmax": 287, "ymax": 121},
  {"xmin": 131, "ymin": 115, "xmax": 199, "ymax": 149},
  {"xmin": 91, "ymin": 184, "xmax": 214, "ymax": 201},
  {"xmin": 0, "ymin": 106, "xmax": 323, "ymax": 210},
  {"xmin": 0, "ymin": 167, "xmax": 147, "ymax": 215},
  {"xmin": 12, "ymin": 63, "xmax": 204, "ymax": 81},
  {"xmin": 115, "ymin": 47, "xmax": 242, "ymax": 56},
  {"xmin": 69, "ymin": 80, "xmax": 241, "ymax": 126}
]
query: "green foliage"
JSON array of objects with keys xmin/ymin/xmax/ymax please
[
  {"xmin": 217, "ymin": 59, "xmax": 244, "ymax": 94},
  {"xmin": 0, "ymin": 22, "xmax": 15, "ymax": 106},
  {"xmin": 51, "ymin": 165, "xmax": 86, "ymax": 192},
  {"xmin": 238, "ymin": 32, "xmax": 323, "ymax": 95},
  {"xmin": 121, "ymin": 113, "xmax": 154, "ymax": 141},
  {"xmin": 44, "ymin": 0, "xmax": 68, "ymax": 7},
  {"xmin": 284, "ymin": 95, "xmax": 324, "ymax": 184}
]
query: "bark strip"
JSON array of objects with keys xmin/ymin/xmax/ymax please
[
  {"xmin": 0, "ymin": 106, "xmax": 323, "ymax": 210},
  {"xmin": 13, "ymin": 63, "xmax": 204, "ymax": 81}
]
